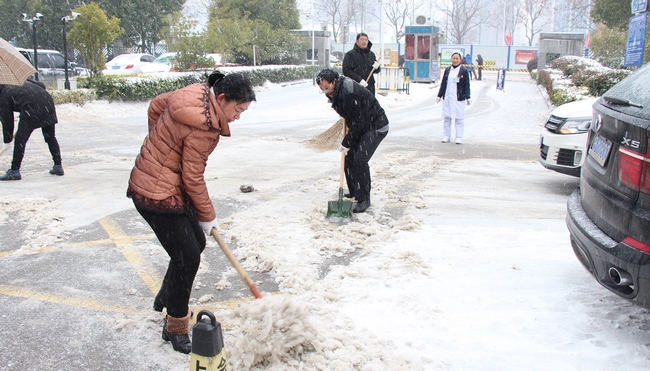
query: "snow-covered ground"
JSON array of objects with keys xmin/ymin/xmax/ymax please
[{"xmin": 2, "ymin": 73, "xmax": 650, "ymax": 370}]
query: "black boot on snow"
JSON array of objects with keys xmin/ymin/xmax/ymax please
[{"xmin": 0, "ymin": 169, "xmax": 21, "ymax": 181}]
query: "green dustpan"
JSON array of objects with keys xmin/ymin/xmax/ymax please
[{"xmin": 327, "ymin": 151, "xmax": 353, "ymax": 223}]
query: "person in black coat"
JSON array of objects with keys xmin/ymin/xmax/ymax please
[
  {"xmin": 317, "ymin": 68, "xmax": 389, "ymax": 213},
  {"xmin": 342, "ymin": 33, "xmax": 381, "ymax": 95},
  {"xmin": 0, "ymin": 79, "xmax": 63, "ymax": 180}
]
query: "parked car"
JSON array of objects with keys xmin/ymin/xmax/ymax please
[
  {"xmin": 140, "ymin": 52, "xmax": 176, "ymax": 73},
  {"xmin": 15, "ymin": 47, "xmax": 88, "ymax": 81},
  {"xmin": 566, "ymin": 62, "xmax": 650, "ymax": 309},
  {"xmin": 103, "ymin": 53, "xmax": 155, "ymax": 75},
  {"xmin": 539, "ymin": 98, "xmax": 597, "ymax": 177}
]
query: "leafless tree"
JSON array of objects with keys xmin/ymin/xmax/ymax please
[
  {"xmin": 519, "ymin": 0, "xmax": 554, "ymax": 46},
  {"xmin": 384, "ymin": 0, "xmax": 421, "ymax": 43},
  {"xmin": 436, "ymin": 0, "xmax": 491, "ymax": 44},
  {"xmin": 316, "ymin": 0, "xmax": 346, "ymax": 42},
  {"xmin": 557, "ymin": 0, "xmax": 594, "ymax": 32}
]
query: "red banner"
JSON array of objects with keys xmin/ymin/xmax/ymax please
[{"xmin": 515, "ymin": 50, "xmax": 537, "ymax": 64}]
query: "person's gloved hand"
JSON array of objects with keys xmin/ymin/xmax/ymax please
[
  {"xmin": 467, "ymin": 99, "xmax": 471, "ymax": 106},
  {"xmin": 372, "ymin": 61, "xmax": 380, "ymax": 69},
  {"xmin": 199, "ymin": 218, "xmax": 218, "ymax": 235},
  {"xmin": 0, "ymin": 142, "xmax": 11, "ymax": 155},
  {"xmin": 359, "ymin": 79, "xmax": 368, "ymax": 87},
  {"xmin": 436, "ymin": 97, "xmax": 441, "ymax": 104},
  {"xmin": 340, "ymin": 145, "xmax": 349, "ymax": 154}
]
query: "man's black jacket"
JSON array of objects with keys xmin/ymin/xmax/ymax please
[
  {"xmin": 328, "ymin": 76, "xmax": 388, "ymax": 150},
  {"xmin": 343, "ymin": 41, "xmax": 380, "ymax": 89}
]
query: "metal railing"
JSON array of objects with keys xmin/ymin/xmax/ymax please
[{"xmin": 375, "ymin": 66, "xmax": 410, "ymax": 94}]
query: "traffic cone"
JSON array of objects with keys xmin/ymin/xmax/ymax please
[{"xmin": 190, "ymin": 310, "xmax": 229, "ymax": 371}]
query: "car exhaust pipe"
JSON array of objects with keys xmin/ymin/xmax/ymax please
[{"xmin": 608, "ymin": 267, "xmax": 633, "ymax": 286}]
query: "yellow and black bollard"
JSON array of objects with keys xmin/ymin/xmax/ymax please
[{"xmin": 190, "ymin": 310, "xmax": 229, "ymax": 371}]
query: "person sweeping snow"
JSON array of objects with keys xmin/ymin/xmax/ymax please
[
  {"xmin": 126, "ymin": 71, "xmax": 256, "ymax": 354},
  {"xmin": 0, "ymin": 80, "xmax": 64, "ymax": 180},
  {"xmin": 316, "ymin": 68, "xmax": 389, "ymax": 213},
  {"xmin": 437, "ymin": 52, "xmax": 471, "ymax": 144}
]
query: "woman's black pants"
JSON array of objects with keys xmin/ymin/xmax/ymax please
[{"xmin": 134, "ymin": 204, "xmax": 206, "ymax": 318}]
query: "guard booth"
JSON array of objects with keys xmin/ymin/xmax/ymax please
[{"xmin": 404, "ymin": 26, "xmax": 439, "ymax": 83}]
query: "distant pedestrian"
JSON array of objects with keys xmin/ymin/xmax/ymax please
[
  {"xmin": 476, "ymin": 54, "xmax": 484, "ymax": 80},
  {"xmin": 316, "ymin": 68, "xmax": 389, "ymax": 213},
  {"xmin": 465, "ymin": 54, "xmax": 477, "ymax": 80},
  {"xmin": 436, "ymin": 52, "xmax": 471, "ymax": 144},
  {"xmin": 0, "ymin": 79, "xmax": 64, "ymax": 181},
  {"xmin": 343, "ymin": 33, "xmax": 381, "ymax": 95},
  {"xmin": 127, "ymin": 71, "xmax": 256, "ymax": 354}
]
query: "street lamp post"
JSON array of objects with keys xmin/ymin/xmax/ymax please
[
  {"xmin": 62, "ymin": 12, "xmax": 80, "ymax": 90},
  {"xmin": 21, "ymin": 13, "xmax": 43, "ymax": 81}
]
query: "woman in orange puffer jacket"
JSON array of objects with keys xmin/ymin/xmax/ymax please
[{"xmin": 127, "ymin": 71, "xmax": 256, "ymax": 354}]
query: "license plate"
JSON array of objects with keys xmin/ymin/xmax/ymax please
[
  {"xmin": 112, "ymin": 65, "xmax": 120, "ymax": 70},
  {"xmin": 588, "ymin": 134, "xmax": 612, "ymax": 166}
]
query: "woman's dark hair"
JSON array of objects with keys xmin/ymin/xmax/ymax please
[
  {"xmin": 451, "ymin": 52, "xmax": 462, "ymax": 59},
  {"xmin": 316, "ymin": 68, "xmax": 339, "ymax": 84},
  {"xmin": 207, "ymin": 71, "xmax": 256, "ymax": 104}
]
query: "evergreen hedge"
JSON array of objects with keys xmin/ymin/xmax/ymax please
[{"xmin": 53, "ymin": 65, "xmax": 319, "ymax": 104}]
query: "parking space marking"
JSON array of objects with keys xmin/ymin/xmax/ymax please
[
  {"xmin": 99, "ymin": 217, "xmax": 162, "ymax": 295},
  {"xmin": 0, "ymin": 284, "xmax": 147, "ymax": 315}
]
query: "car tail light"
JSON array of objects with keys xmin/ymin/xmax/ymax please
[
  {"xmin": 618, "ymin": 138, "xmax": 650, "ymax": 194},
  {"xmin": 126, "ymin": 64, "xmax": 134, "ymax": 69},
  {"xmin": 623, "ymin": 236, "xmax": 650, "ymax": 253}
]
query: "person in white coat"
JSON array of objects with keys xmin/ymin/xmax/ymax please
[{"xmin": 436, "ymin": 52, "xmax": 471, "ymax": 144}]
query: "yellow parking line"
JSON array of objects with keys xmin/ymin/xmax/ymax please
[
  {"xmin": 0, "ymin": 284, "xmax": 146, "ymax": 315},
  {"xmin": 99, "ymin": 218, "xmax": 162, "ymax": 295}
]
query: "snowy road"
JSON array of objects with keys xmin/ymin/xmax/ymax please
[{"xmin": 1, "ymin": 72, "xmax": 650, "ymax": 370}]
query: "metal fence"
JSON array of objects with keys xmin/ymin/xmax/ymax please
[{"xmin": 375, "ymin": 67, "xmax": 410, "ymax": 94}]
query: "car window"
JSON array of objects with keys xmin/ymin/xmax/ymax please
[
  {"xmin": 36, "ymin": 55, "xmax": 52, "ymax": 69},
  {"xmin": 602, "ymin": 63, "xmax": 650, "ymax": 119},
  {"xmin": 49, "ymin": 53, "xmax": 67, "ymax": 69},
  {"xmin": 19, "ymin": 51, "xmax": 31, "ymax": 62},
  {"xmin": 141, "ymin": 55, "xmax": 155, "ymax": 62}
]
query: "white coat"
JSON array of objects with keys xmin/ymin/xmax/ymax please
[{"xmin": 441, "ymin": 65, "xmax": 466, "ymax": 119}]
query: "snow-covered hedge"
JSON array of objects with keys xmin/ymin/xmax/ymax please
[
  {"xmin": 536, "ymin": 56, "xmax": 631, "ymax": 106},
  {"xmin": 54, "ymin": 65, "xmax": 318, "ymax": 103}
]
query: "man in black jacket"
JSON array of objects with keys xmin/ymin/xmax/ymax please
[
  {"xmin": 317, "ymin": 68, "xmax": 389, "ymax": 213},
  {"xmin": 0, "ymin": 80, "xmax": 64, "ymax": 180},
  {"xmin": 343, "ymin": 33, "xmax": 381, "ymax": 95}
]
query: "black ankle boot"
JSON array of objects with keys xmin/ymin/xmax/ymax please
[
  {"xmin": 162, "ymin": 315, "xmax": 192, "ymax": 354},
  {"xmin": 353, "ymin": 200, "xmax": 371, "ymax": 213}
]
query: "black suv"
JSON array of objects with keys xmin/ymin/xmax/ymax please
[{"xmin": 567, "ymin": 62, "xmax": 650, "ymax": 308}]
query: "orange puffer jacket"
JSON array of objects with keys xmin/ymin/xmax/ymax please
[{"xmin": 128, "ymin": 82, "xmax": 230, "ymax": 222}]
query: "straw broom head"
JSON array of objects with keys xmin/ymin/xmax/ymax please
[{"xmin": 305, "ymin": 118, "xmax": 345, "ymax": 151}]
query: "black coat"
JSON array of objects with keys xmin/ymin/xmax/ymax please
[
  {"xmin": 0, "ymin": 80, "xmax": 57, "ymax": 143},
  {"xmin": 328, "ymin": 76, "xmax": 389, "ymax": 149},
  {"xmin": 437, "ymin": 65, "xmax": 471, "ymax": 101},
  {"xmin": 342, "ymin": 41, "xmax": 381, "ymax": 88}
]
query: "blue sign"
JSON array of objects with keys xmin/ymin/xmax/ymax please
[
  {"xmin": 632, "ymin": 0, "xmax": 648, "ymax": 13},
  {"xmin": 625, "ymin": 12, "xmax": 648, "ymax": 67}
]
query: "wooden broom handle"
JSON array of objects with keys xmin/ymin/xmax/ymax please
[{"xmin": 210, "ymin": 228, "xmax": 262, "ymax": 299}]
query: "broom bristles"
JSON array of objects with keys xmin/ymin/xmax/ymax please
[{"xmin": 305, "ymin": 118, "xmax": 345, "ymax": 150}]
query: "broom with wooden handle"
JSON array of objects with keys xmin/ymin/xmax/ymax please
[
  {"xmin": 307, "ymin": 67, "xmax": 377, "ymax": 150},
  {"xmin": 210, "ymin": 228, "xmax": 262, "ymax": 299}
]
